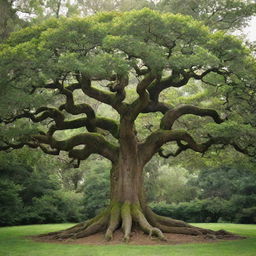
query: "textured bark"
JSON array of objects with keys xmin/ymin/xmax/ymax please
[
  {"xmin": 40, "ymin": 118, "xmax": 237, "ymax": 242},
  {"xmin": 41, "ymin": 156, "xmax": 235, "ymax": 241}
]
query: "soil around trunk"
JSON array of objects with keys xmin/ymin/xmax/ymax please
[
  {"xmin": 33, "ymin": 204, "xmax": 245, "ymax": 244},
  {"xmin": 32, "ymin": 228, "xmax": 245, "ymax": 246}
]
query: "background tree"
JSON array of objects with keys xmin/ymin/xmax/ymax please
[
  {"xmin": 158, "ymin": 0, "xmax": 256, "ymax": 31},
  {"xmin": 0, "ymin": 9, "xmax": 256, "ymax": 241},
  {"xmin": 0, "ymin": 0, "xmax": 25, "ymax": 41},
  {"xmin": 0, "ymin": 147, "xmax": 85, "ymax": 226}
]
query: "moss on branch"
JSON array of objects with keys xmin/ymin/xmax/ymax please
[{"xmin": 160, "ymin": 104, "xmax": 224, "ymax": 130}]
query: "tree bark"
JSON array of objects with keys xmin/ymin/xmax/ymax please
[{"xmin": 40, "ymin": 117, "xmax": 236, "ymax": 242}]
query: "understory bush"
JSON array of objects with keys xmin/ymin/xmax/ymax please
[
  {"xmin": 150, "ymin": 195, "xmax": 256, "ymax": 224},
  {"xmin": 0, "ymin": 179, "xmax": 24, "ymax": 226},
  {"xmin": 21, "ymin": 191, "xmax": 84, "ymax": 224}
]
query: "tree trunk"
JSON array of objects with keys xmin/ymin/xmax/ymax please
[{"xmin": 40, "ymin": 118, "xmax": 235, "ymax": 241}]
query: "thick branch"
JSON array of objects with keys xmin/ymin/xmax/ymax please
[
  {"xmin": 41, "ymin": 81, "xmax": 97, "ymax": 121},
  {"xmin": 132, "ymin": 64, "xmax": 150, "ymax": 76},
  {"xmin": 47, "ymin": 117, "xmax": 119, "ymax": 139},
  {"xmin": 0, "ymin": 141, "xmax": 38, "ymax": 151},
  {"xmin": 139, "ymin": 129, "xmax": 251, "ymax": 164},
  {"xmin": 147, "ymin": 70, "xmax": 191, "ymax": 102},
  {"xmin": 129, "ymin": 73, "xmax": 155, "ymax": 121},
  {"xmin": 0, "ymin": 141, "xmax": 61, "ymax": 156},
  {"xmin": 141, "ymin": 101, "xmax": 173, "ymax": 114},
  {"xmin": 32, "ymin": 81, "xmax": 97, "ymax": 120},
  {"xmin": 2, "ymin": 89, "xmax": 119, "ymax": 139},
  {"xmin": 34, "ymin": 132, "xmax": 119, "ymax": 162},
  {"xmin": 80, "ymin": 76, "xmax": 127, "ymax": 114},
  {"xmin": 68, "ymin": 146, "xmax": 93, "ymax": 161},
  {"xmin": 107, "ymin": 74, "xmax": 129, "ymax": 103},
  {"xmin": 0, "ymin": 107, "xmax": 64, "ymax": 125},
  {"xmin": 147, "ymin": 68, "xmax": 229, "ymax": 103},
  {"xmin": 160, "ymin": 105, "xmax": 224, "ymax": 130},
  {"xmin": 158, "ymin": 140, "xmax": 189, "ymax": 158}
]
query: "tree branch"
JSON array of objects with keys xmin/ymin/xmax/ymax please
[
  {"xmin": 0, "ymin": 141, "xmax": 38, "ymax": 151},
  {"xmin": 160, "ymin": 105, "xmax": 225, "ymax": 130},
  {"xmin": 47, "ymin": 117, "xmax": 119, "ymax": 138},
  {"xmin": 80, "ymin": 76, "xmax": 127, "ymax": 114},
  {"xmin": 129, "ymin": 73, "xmax": 155, "ymax": 121},
  {"xmin": 42, "ymin": 81, "xmax": 97, "ymax": 120},
  {"xmin": 0, "ymin": 107, "xmax": 64, "ymax": 125},
  {"xmin": 106, "ymin": 74, "xmax": 129, "ymax": 103},
  {"xmin": 34, "ymin": 132, "xmax": 119, "ymax": 162},
  {"xmin": 141, "ymin": 101, "xmax": 172, "ymax": 114},
  {"xmin": 0, "ymin": 140, "xmax": 61, "ymax": 156},
  {"xmin": 147, "ymin": 68, "xmax": 230, "ymax": 103},
  {"xmin": 139, "ymin": 129, "xmax": 252, "ymax": 164},
  {"xmin": 147, "ymin": 70, "xmax": 191, "ymax": 102}
]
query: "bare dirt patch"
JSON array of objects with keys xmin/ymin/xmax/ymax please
[{"xmin": 31, "ymin": 229, "xmax": 245, "ymax": 246}]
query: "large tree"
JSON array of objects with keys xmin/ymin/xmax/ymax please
[
  {"xmin": 158, "ymin": 0, "xmax": 256, "ymax": 31},
  {"xmin": 0, "ymin": 9, "xmax": 256, "ymax": 241}
]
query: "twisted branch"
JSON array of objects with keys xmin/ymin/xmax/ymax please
[
  {"xmin": 160, "ymin": 104, "xmax": 225, "ymax": 130},
  {"xmin": 140, "ymin": 129, "xmax": 253, "ymax": 164}
]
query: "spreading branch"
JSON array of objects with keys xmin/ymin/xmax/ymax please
[
  {"xmin": 160, "ymin": 105, "xmax": 225, "ymax": 130},
  {"xmin": 34, "ymin": 132, "xmax": 119, "ymax": 162},
  {"xmin": 129, "ymin": 73, "xmax": 156, "ymax": 121},
  {"xmin": 0, "ymin": 140, "xmax": 62, "ymax": 157},
  {"xmin": 140, "ymin": 129, "xmax": 253, "ymax": 164},
  {"xmin": 0, "ymin": 107, "xmax": 64, "ymax": 125},
  {"xmin": 80, "ymin": 76, "xmax": 127, "ymax": 114},
  {"xmin": 147, "ymin": 68, "xmax": 230, "ymax": 103}
]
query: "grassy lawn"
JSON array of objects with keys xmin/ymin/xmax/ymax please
[{"xmin": 0, "ymin": 223, "xmax": 256, "ymax": 256}]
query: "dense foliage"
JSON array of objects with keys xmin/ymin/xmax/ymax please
[
  {"xmin": 1, "ymin": 148, "xmax": 256, "ymax": 226},
  {"xmin": 0, "ymin": 149, "xmax": 85, "ymax": 226},
  {"xmin": 0, "ymin": 1, "xmax": 255, "ymax": 240},
  {"xmin": 151, "ymin": 169, "xmax": 256, "ymax": 224}
]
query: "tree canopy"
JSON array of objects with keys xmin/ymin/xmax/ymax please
[
  {"xmin": 0, "ymin": 8, "xmax": 256, "ymax": 241},
  {"xmin": 0, "ymin": 8, "xmax": 255, "ymax": 158},
  {"xmin": 159, "ymin": 0, "xmax": 256, "ymax": 31}
]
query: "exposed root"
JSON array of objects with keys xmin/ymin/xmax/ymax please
[
  {"xmin": 43, "ymin": 209, "xmax": 110, "ymax": 240},
  {"xmin": 145, "ymin": 207, "xmax": 240, "ymax": 238},
  {"xmin": 37, "ymin": 203, "xmax": 239, "ymax": 242},
  {"xmin": 105, "ymin": 202, "xmax": 121, "ymax": 241},
  {"xmin": 145, "ymin": 209, "xmax": 201, "ymax": 236},
  {"xmin": 121, "ymin": 201, "xmax": 132, "ymax": 242},
  {"xmin": 132, "ymin": 204, "xmax": 166, "ymax": 241},
  {"xmin": 74, "ymin": 213, "xmax": 109, "ymax": 238},
  {"xmin": 38, "ymin": 221, "xmax": 89, "ymax": 238},
  {"xmin": 146, "ymin": 207, "xmax": 193, "ymax": 228},
  {"xmin": 154, "ymin": 223, "xmax": 202, "ymax": 236}
]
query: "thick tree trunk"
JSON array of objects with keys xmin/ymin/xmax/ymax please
[
  {"xmin": 40, "ymin": 118, "xmax": 235, "ymax": 241},
  {"xmin": 40, "ymin": 158, "xmax": 235, "ymax": 241}
]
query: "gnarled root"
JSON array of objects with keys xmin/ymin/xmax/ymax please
[
  {"xmin": 145, "ymin": 207, "xmax": 202, "ymax": 236},
  {"xmin": 132, "ymin": 204, "xmax": 166, "ymax": 241},
  {"xmin": 38, "ymin": 203, "xmax": 237, "ymax": 242},
  {"xmin": 41, "ymin": 209, "xmax": 110, "ymax": 240},
  {"xmin": 105, "ymin": 202, "xmax": 121, "ymax": 241},
  {"xmin": 145, "ymin": 207, "xmax": 238, "ymax": 239}
]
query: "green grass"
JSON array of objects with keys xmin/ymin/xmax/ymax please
[{"xmin": 0, "ymin": 223, "xmax": 256, "ymax": 256}]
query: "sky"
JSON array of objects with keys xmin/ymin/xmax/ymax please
[{"xmin": 244, "ymin": 16, "xmax": 256, "ymax": 42}]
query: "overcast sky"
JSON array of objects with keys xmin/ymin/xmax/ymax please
[{"xmin": 244, "ymin": 16, "xmax": 256, "ymax": 41}]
